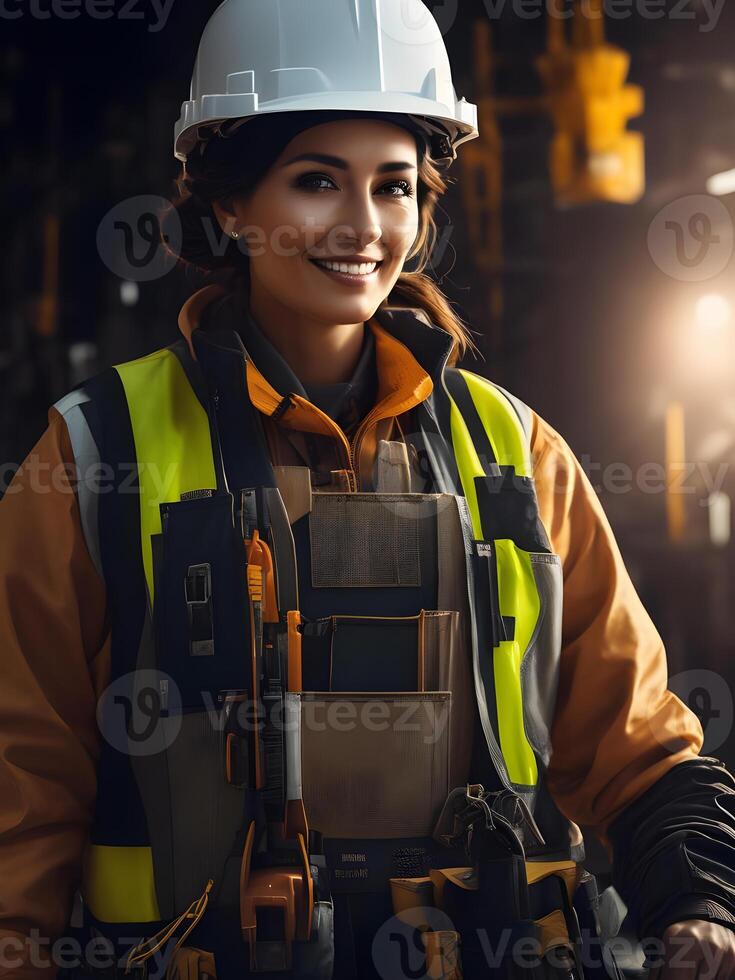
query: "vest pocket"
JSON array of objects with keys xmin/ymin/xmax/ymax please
[
  {"xmin": 301, "ymin": 611, "xmax": 457, "ymax": 693},
  {"xmin": 152, "ymin": 494, "xmax": 250, "ymax": 708},
  {"xmin": 297, "ymin": 609, "xmax": 458, "ymax": 838},
  {"xmin": 164, "ymin": 708, "xmax": 247, "ymax": 912},
  {"xmin": 522, "ymin": 552, "xmax": 563, "ymax": 768},
  {"xmin": 299, "ymin": 691, "xmax": 451, "ymax": 839},
  {"xmin": 132, "ymin": 704, "xmax": 249, "ymax": 918},
  {"xmin": 472, "ymin": 539, "xmax": 563, "ymax": 787}
]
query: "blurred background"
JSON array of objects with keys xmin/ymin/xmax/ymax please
[{"xmin": 2, "ymin": 0, "xmax": 734, "ymax": 859}]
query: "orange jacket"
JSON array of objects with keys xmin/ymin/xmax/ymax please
[{"xmin": 0, "ymin": 287, "xmax": 703, "ymax": 977}]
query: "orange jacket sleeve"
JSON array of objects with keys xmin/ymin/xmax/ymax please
[
  {"xmin": 0, "ymin": 410, "xmax": 110, "ymax": 979},
  {"xmin": 530, "ymin": 409, "xmax": 704, "ymax": 851}
]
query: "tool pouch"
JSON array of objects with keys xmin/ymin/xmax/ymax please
[{"xmin": 389, "ymin": 784, "xmax": 599, "ymax": 979}]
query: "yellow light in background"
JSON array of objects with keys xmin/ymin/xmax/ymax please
[
  {"xmin": 665, "ymin": 400, "xmax": 687, "ymax": 543},
  {"xmin": 706, "ymin": 169, "xmax": 735, "ymax": 197},
  {"xmin": 675, "ymin": 294, "xmax": 735, "ymax": 382},
  {"xmin": 708, "ymin": 491, "xmax": 732, "ymax": 548}
]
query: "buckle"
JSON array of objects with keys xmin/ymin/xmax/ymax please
[
  {"xmin": 240, "ymin": 823, "xmax": 314, "ymax": 973},
  {"xmin": 465, "ymin": 783, "xmax": 496, "ymax": 830},
  {"xmin": 185, "ymin": 563, "xmax": 214, "ymax": 657}
]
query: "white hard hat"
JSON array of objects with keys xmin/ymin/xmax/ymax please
[{"xmin": 175, "ymin": 0, "xmax": 478, "ymax": 166}]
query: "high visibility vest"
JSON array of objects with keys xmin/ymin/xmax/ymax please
[{"xmin": 53, "ymin": 331, "xmax": 569, "ymax": 934}]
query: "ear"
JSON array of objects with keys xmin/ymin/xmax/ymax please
[{"xmin": 211, "ymin": 198, "xmax": 238, "ymax": 236}]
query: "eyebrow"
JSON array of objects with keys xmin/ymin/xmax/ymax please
[{"xmin": 281, "ymin": 152, "xmax": 417, "ymax": 174}]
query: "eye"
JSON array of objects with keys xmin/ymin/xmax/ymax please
[
  {"xmin": 294, "ymin": 172, "xmax": 337, "ymax": 192},
  {"xmin": 379, "ymin": 179, "xmax": 415, "ymax": 198},
  {"xmin": 296, "ymin": 174, "xmax": 413, "ymax": 197}
]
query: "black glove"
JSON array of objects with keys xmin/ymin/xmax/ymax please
[{"xmin": 608, "ymin": 756, "xmax": 735, "ymax": 940}]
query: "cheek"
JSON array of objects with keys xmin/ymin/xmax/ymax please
[
  {"xmin": 245, "ymin": 193, "xmax": 343, "ymax": 271},
  {"xmin": 383, "ymin": 206, "xmax": 420, "ymax": 258}
]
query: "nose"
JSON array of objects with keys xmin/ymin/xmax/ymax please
[
  {"xmin": 331, "ymin": 191, "xmax": 383, "ymax": 256},
  {"xmin": 359, "ymin": 223, "xmax": 382, "ymax": 251}
]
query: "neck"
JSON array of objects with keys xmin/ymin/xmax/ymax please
[{"xmin": 248, "ymin": 285, "xmax": 366, "ymax": 386}]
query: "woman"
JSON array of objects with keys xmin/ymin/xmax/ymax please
[{"xmin": 1, "ymin": 2, "xmax": 734, "ymax": 979}]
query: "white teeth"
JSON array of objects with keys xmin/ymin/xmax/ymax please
[{"xmin": 314, "ymin": 259, "xmax": 378, "ymax": 275}]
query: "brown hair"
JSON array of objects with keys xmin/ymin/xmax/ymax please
[{"xmin": 161, "ymin": 110, "xmax": 471, "ymax": 360}]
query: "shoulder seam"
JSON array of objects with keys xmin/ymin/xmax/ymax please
[{"xmin": 113, "ymin": 347, "xmax": 174, "ymax": 372}]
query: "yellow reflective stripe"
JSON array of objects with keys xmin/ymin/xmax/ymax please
[
  {"xmin": 448, "ymin": 371, "xmax": 541, "ymax": 787},
  {"xmin": 493, "ymin": 540, "xmax": 542, "ymax": 787},
  {"xmin": 495, "ymin": 539, "xmax": 540, "ymax": 671},
  {"xmin": 448, "ymin": 394, "xmax": 484, "ymax": 539},
  {"xmin": 458, "ymin": 369, "xmax": 530, "ymax": 476},
  {"xmin": 83, "ymin": 844, "xmax": 161, "ymax": 923},
  {"xmin": 115, "ymin": 349, "xmax": 217, "ymax": 605},
  {"xmin": 493, "ymin": 639, "xmax": 538, "ymax": 786}
]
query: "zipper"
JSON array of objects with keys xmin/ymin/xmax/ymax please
[
  {"xmin": 348, "ymin": 402, "xmax": 384, "ymax": 486},
  {"xmin": 284, "ymin": 387, "xmax": 404, "ymax": 491}
]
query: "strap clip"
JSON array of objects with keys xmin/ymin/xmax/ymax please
[{"xmin": 185, "ymin": 563, "xmax": 214, "ymax": 657}]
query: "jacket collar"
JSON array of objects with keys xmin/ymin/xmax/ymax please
[{"xmin": 177, "ymin": 284, "xmax": 454, "ymax": 425}]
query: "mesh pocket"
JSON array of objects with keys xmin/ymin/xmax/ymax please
[{"xmin": 309, "ymin": 494, "xmax": 424, "ymax": 588}]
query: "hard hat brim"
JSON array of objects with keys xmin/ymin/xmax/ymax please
[{"xmin": 174, "ymin": 92, "xmax": 478, "ymax": 165}]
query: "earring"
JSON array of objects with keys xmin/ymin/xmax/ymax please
[{"xmin": 231, "ymin": 230, "xmax": 240, "ymax": 239}]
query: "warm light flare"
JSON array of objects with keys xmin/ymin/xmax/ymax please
[
  {"xmin": 694, "ymin": 293, "xmax": 732, "ymax": 335},
  {"xmin": 706, "ymin": 168, "xmax": 735, "ymax": 197}
]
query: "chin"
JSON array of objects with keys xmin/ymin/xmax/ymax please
[{"xmin": 299, "ymin": 292, "xmax": 383, "ymax": 325}]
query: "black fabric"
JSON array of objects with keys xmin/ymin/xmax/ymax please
[
  {"xmin": 474, "ymin": 470, "xmax": 552, "ymax": 554},
  {"xmin": 191, "ymin": 329, "xmax": 277, "ymax": 494},
  {"xmin": 330, "ymin": 617, "xmax": 419, "ymax": 692},
  {"xmin": 79, "ymin": 369, "xmax": 151, "ymax": 847},
  {"xmin": 322, "ymin": 836, "xmax": 468, "ymax": 895},
  {"xmin": 407, "ymin": 397, "xmax": 463, "ymax": 497},
  {"xmin": 608, "ymin": 756, "xmax": 735, "ymax": 939},
  {"xmin": 155, "ymin": 493, "xmax": 250, "ymax": 708},
  {"xmin": 301, "ymin": 620, "xmax": 333, "ymax": 691}
]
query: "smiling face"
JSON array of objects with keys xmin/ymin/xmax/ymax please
[{"xmin": 212, "ymin": 118, "xmax": 421, "ymax": 329}]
